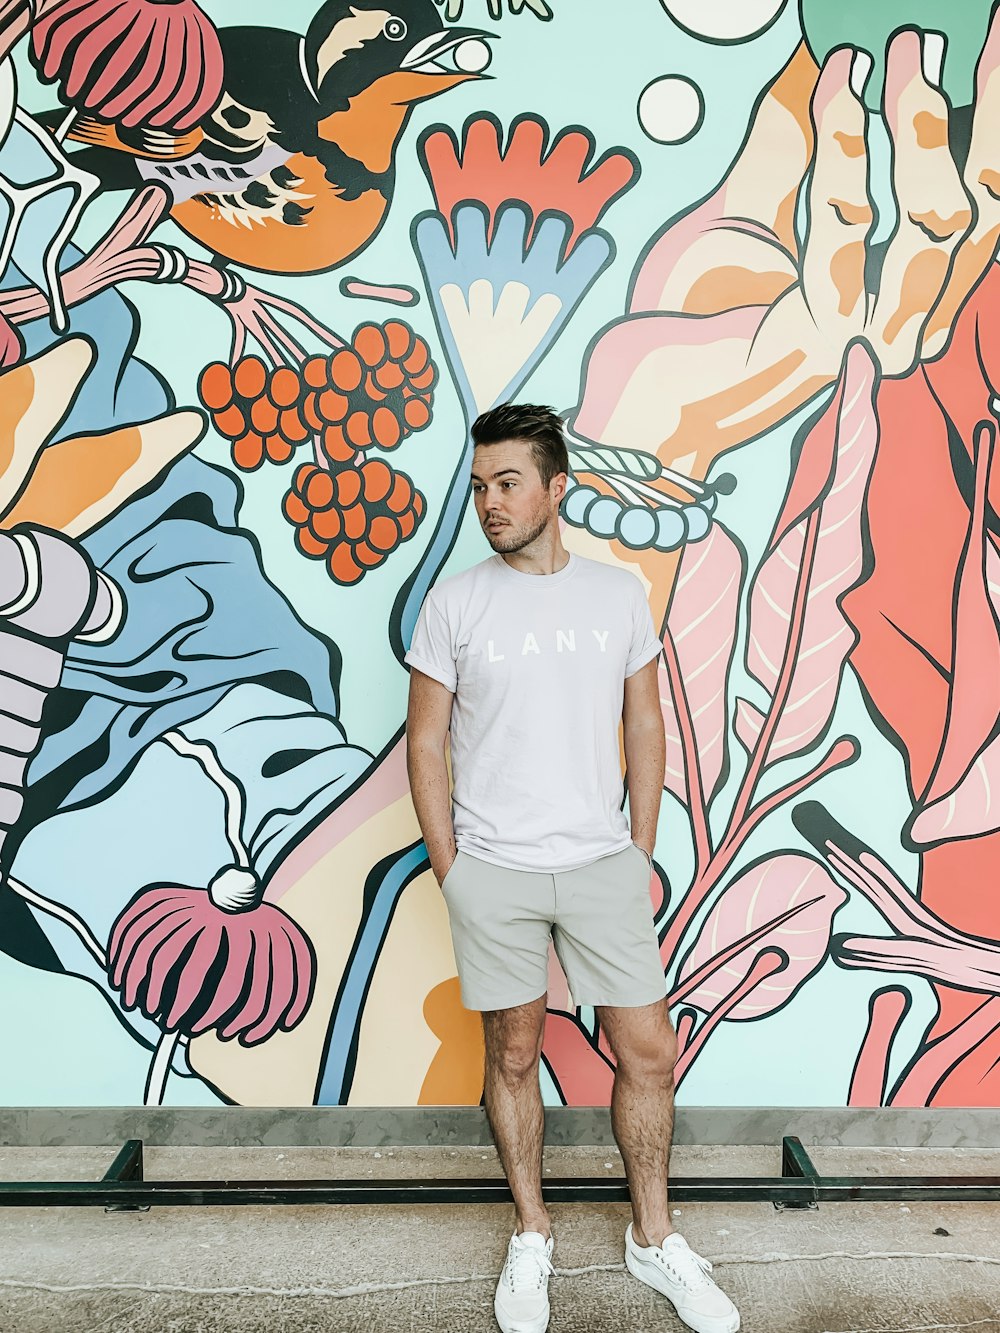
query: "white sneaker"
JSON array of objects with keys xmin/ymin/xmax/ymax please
[
  {"xmin": 494, "ymin": 1230, "xmax": 554, "ymax": 1333},
  {"xmin": 625, "ymin": 1225, "xmax": 740, "ymax": 1333}
]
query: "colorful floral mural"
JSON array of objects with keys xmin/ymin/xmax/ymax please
[{"xmin": 1, "ymin": 0, "xmax": 999, "ymax": 1111}]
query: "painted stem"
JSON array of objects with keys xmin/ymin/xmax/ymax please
[
  {"xmin": 835, "ymin": 931, "xmax": 1000, "ymax": 992},
  {"xmin": 258, "ymin": 308, "xmax": 308, "ymax": 365},
  {"xmin": 674, "ymin": 1009, "xmax": 697, "ymax": 1060},
  {"xmin": 237, "ymin": 318, "xmax": 285, "ymax": 374},
  {"xmin": 144, "ymin": 1028, "xmax": 181, "ymax": 1106},
  {"xmin": 230, "ymin": 318, "xmax": 247, "ymax": 367},
  {"xmin": 159, "ymin": 731, "xmax": 249, "ymax": 870},
  {"xmin": 673, "ymin": 949, "xmax": 786, "ymax": 1088},
  {"xmin": 848, "ymin": 987, "xmax": 910, "ymax": 1107},
  {"xmin": 726, "ymin": 507, "xmax": 821, "ymax": 836},
  {"xmin": 258, "ymin": 291, "xmax": 346, "ymax": 351},
  {"xmin": 4, "ymin": 875, "xmax": 106, "ymax": 966},
  {"xmin": 823, "ymin": 842, "xmax": 974, "ymax": 947},
  {"xmin": 661, "ymin": 623, "xmax": 712, "ymax": 879},
  {"xmin": 703, "ymin": 737, "xmax": 857, "ymax": 889}
]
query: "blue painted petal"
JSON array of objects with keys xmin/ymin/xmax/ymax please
[
  {"xmin": 488, "ymin": 203, "xmax": 532, "ymax": 264},
  {"xmin": 413, "ymin": 211, "xmax": 458, "ymax": 276},
  {"xmin": 521, "ymin": 211, "xmax": 568, "ymax": 274},
  {"xmin": 450, "ymin": 201, "xmax": 492, "ymax": 275},
  {"xmin": 553, "ymin": 229, "xmax": 615, "ymax": 301}
]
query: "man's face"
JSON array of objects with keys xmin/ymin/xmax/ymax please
[{"xmin": 471, "ymin": 439, "xmax": 566, "ymax": 554}]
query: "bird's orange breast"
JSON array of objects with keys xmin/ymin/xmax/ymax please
[{"xmin": 170, "ymin": 153, "xmax": 390, "ymax": 276}]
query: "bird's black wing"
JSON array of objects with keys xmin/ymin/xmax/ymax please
[{"xmin": 203, "ymin": 25, "xmax": 315, "ymax": 154}]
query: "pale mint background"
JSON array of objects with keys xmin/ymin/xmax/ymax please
[{"xmin": 4, "ymin": 0, "xmax": 939, "ymax": 1106}]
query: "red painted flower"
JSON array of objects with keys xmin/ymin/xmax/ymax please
[
  {"xmin": 32, "ymin": 0, "xmax": 224, "ymax": 131},
  {"xmin": 421, "ymin": 113, "xmax": 638, "ymax": 255},
  {"xmin": 107, "ymin": 869, "xmax": 316, "ymax": 1046}
]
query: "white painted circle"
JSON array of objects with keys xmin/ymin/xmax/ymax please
[
  {"xmin": 659, "ymin": 0, "xmax": 787, "ymax": 42},
  {"xmin": 454, "ymin": 38, "xmax": 492, "ymax": 74},
  {"xmin": 638, "ymin": 76, "xmax": 703, "ymax": 144}
]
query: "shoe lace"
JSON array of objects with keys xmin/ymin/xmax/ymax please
[
  {"xmin": 506, "ymin": 1241, "xmax": 554, "ymax": 1292},
  {"xmin": 656, "ymin": 1244, "xmax": 713, "ymax": 1292}
]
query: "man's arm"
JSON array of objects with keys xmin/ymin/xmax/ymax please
[
  {"xmin": 622, "ymin": 657, "xmax": 666, "ymax": 856},
  {"xmin": 406, "ymin": 668, "xmax": 458, "ymax": 885}
]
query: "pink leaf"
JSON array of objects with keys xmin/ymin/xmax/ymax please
[
  {"xmin": 909, "ymin": 732, "xmax": 1000, "ymax": 844},
  {"xmin": 676, "ymin": 854, "xmax": 847, "ymax": 1020},
  {"xmin": 739, "ymin": 342, "xmax": 879, "ymax": 764},
  {"xmin": 835, "ymin": 931, "xmax": 1000, "ymax": 992},
  {"xmin": 660, "ymin": 524, "xmax": 744, "ymax": 805}
]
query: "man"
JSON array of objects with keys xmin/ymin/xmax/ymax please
[{"xmin": 405, "ymin": 403, "xmax": 740, "ymax": 1333}]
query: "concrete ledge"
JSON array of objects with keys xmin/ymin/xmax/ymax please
[{"xmin": 1, "ymin": 1106, "xmax": 999, "ymax": 1148}]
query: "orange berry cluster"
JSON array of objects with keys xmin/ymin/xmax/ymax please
[
  {"xmin": 304, "ymin": 321, "xmax": 435, "ymax": 469},
  {"xmin": 198, "ymin": 355, "xmax": 301, "ymax": 471},
  {"xmin": 282, "ymin": 458, "xmax": 425, "ymax": 585},
  {"xmin": 198, "ymin": 321, "xmax": 436, "ymax": 474}
]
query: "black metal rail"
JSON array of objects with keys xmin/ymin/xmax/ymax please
[{"xmin": 1, "ymin": 1137, "xmax": 999, "ymax": 1209}]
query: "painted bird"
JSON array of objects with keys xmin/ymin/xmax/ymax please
[{"xmin": 42, "ymin": 0, "xmax": 493, "ymax": 275}]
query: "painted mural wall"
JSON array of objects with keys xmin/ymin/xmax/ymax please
[{"xmin": 1, "ymin": 0, "xmax": 998, "ymax": 1111}]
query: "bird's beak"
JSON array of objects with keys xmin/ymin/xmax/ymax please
[
  {"xmin": 315, "ymin": 28, "xmax": 493, "ymax": 169},
  {"xmin": 381, "ymin": 26, "xmax": 495, "ymax": 104}
]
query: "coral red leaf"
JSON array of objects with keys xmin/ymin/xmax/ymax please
[
  {"xmin": 924, "ymin": 422, "xmax": 1000, "ymax": 799},
  {"xmin": 541, "ymin": 1011, "xmax": 615, "ymax": 1106}
]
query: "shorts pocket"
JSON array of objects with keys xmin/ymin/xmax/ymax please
[
  {"xmin": 440, "ymin": 851, "xmax": 463, "ymax": 894},
  {"xmin": 631, "ymin": 842, "xmax": 652, "ymax": 869}
]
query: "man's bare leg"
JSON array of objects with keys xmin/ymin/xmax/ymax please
[
  {"xmin": 597, "ymin": 999, "xmax": 677, "ymax": 1247},
  {"xmin": 482, "ymin": 994, "xmax": 550, "ymax": 1237}
]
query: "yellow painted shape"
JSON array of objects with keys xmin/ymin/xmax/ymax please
[
  {"xmin": 348, "ymin": 862, "xmax": 467, "ymax": 1106},
  {"xmin": 0, "ymin": 339, "xmax": 93, "ymax": 520},
  {"xmin": 419, "ymin": 977, "xmax": 485, "ymax": 1106},
  {"xmin": 440, "ymin": 280, "xmax": 561, "ymax": 415},
  {"xmin": 1, "ymin": 410, "xmax": 204, "ymax": 536}
]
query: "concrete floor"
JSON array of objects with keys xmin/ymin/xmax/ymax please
[{"xmin": 0, "ymin": 1144, "xmax": 999, "ymax": 1332}]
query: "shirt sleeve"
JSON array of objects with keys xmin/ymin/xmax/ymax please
[
  {"xmin": 625, "ymin": 580, "xmax": 663, "ymax": 677},
  {"xmin": 404, "ymin": 592, "xmax": 457, "ymax": 692}
]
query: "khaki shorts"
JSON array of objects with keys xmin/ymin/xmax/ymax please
[{"xmin": 439, "ymin": 843, "xmax": 667, "ymax": 1012}]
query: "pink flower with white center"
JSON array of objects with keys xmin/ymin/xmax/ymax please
[{"xmin": 107, "ymin": 868, "xmax": 316, "ymax": 1047}]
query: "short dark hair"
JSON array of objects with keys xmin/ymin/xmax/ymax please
[{"xmin": 471, "ymin": 403, "xmax": 569, "ymax": 489}]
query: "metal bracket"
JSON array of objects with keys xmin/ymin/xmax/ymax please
[
  {"xmin": 774, "ymin": 1135, "xmax": 819, "ymax": 1211},
  {"xmin": 101, "ymin": 1138, "xmax": 149, "ymax": 1214}
]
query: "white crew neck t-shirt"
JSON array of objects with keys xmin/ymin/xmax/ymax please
[{"xmin": 405, "ymin": 552, "xmax": 663, "ymax": 872}]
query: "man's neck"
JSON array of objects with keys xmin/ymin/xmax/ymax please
[{"xmin": 501, "ymin": 527, "xmax": 570, "ymax": 575}]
